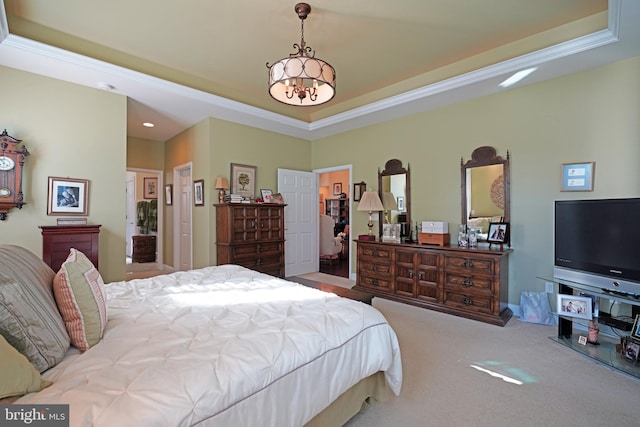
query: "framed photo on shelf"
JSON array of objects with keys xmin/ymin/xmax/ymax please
[
  {"xmin": 556, "ymin": 294, "xmax": 593, "ymax": 320},
  {"xmin": 487, "ymin": 222, "xmax": 509, "ymax": 244},
  {"xmin": 165, "ymin": 184, "xmax": 173, "ymax": 206},
  {"xmin": 193, "ymin": 179, "xmax": 204, "ymax": 206},
  {"xmin": 143, "ymin": 177, "xmax": 158, "ymax": 199},
  {"xmin": 260, "ymin": 189, "xmax": 273, "ymax": 203},
  {"xmin": 631, "ymin": 314, "xmax": 640, "ymax": 342},
  {"xmin": 333, "ymin": 182, "xmax": 342, "ymax": 195},
  {"xmin": 561, "ymin": 162, "xmax": 595, "ymax": 192},
  {"xmin": 230, "ymin": 163, "xmax": 257, "ymax": 199},
  {"xmin": 47, "ymin": 176, "xmax": 89, "ymax": 216},
  {"xmin": 625, "ymin": 340, "xmax": 640, "ymax": 361}
]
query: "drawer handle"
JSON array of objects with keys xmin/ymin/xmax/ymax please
[
  {"xmin": 256, "ymin": 244, "xmax": 262, "ymax": 254},
  {"xmin": 372, "ymin": 249, "xmax": 379, "ymax": 256},
  {"xmin": 408, "ymin": 270, "xmax": 414, "ymax": 279},
  {"xmin": 464, "ymin": 259, "xmax": 474, "ymax": 268},
  {"xmin": 371, "ymin": 279, "xmax": 378, "ymax": 286},
  {"xmin": 256, "ymin": 259, "xmax": 262, "ymax": 266},
  {"xmin": 418, "ymin": 271, "xmax": 425, "ymax": 280},
  {"xmin": 463, "ymin": 296, "xmax": 474, "ymax": 306},
  {"xmin": 463, "ymin": 278, "xmax": 473, "ymax": 287}
]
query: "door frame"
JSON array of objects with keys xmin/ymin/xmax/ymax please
[
  {"xmin": 125, "ymin": 167, "xmax": 164, "ymax": 270},
  {"xmin": 314, "ymin": 165, "xmax": 353, "ymax": 279}
]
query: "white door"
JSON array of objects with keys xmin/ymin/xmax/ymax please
[
  {"xmin": 174, "ymin": 165, "xmax": 192, "ymax": 271},
  {"xmin": 125, "ymin": 173, "xmax": 136, "ymax": 257},
  {"xmin": 278, "ymin": 169, "xmax": 317, "ymax": 277}
]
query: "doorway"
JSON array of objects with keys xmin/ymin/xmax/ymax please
[
  {"xmin": 316, "ymin": 166, "xmax": 352, "ymax": 279},
  {"xmin": 125, "ymin": 168, "xmax": 164, "ymax": 274}
]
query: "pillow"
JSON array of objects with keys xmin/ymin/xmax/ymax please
[
  {"xmin": 0, "ymin": 334, "xmax": 52, "ymax": 399},
  {"xmin": 53, "ymin": 248, "xmax": 107, "ymax": 351},
  {"xmin": 0, "ymin": 245, "xmax": 70, "ymax": 373}
]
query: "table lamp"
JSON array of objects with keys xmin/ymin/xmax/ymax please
[
  {"xmin": 357, "ymin": 190, "xmax": 384, "ymax": 236},
  {"xmin": 215, "ymin": 177, "xmax": 229, "ymax": 203}
]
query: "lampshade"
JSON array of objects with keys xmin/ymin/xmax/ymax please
[
  {"xmin": 382, "ymin": 192, "xmax": 398, "ymax": 211},
  {"xmin": 266, "ymin": 3, "xmax": 336, "ymax": 106},
  {"xmin": 215, "ymin": 177, "xmax": 229, "ymax": 190},
  {"xmin": 357, "ymin": 191, "xmax": 384, "ymax": 212}
]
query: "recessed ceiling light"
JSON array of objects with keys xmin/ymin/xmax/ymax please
[
  {"xmin": 143, "ymin": 122, "xmax": 155, "ymax": 128},
  {"xmin": 499, "ymin": 68, "xmax": 537, "ymax": 88},
  {"xmin": 96, "ymin": 82, "xmax": 115, "ymax": 91}
]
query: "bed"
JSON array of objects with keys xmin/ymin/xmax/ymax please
[{"xmin": 0, "ymin": 244, "xmax": 402, "ymax": 426}]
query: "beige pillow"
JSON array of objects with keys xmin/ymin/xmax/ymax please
[
  {"xmin": 53, "ymin": 249, "xmax": 107, "ymax": 352},
  {"xmin": 0, "ymin": 245, "xmax": 70, "ymax": 373},
  {"xmin": 0, "ymin": 334, "xmax": 52, "ymax": 399}
]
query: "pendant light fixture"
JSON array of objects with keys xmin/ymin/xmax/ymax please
[{"xmin": 266, "ymin": 3, "xmax": 336, "ymax": 106}]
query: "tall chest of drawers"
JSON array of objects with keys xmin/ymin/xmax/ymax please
[
  {"xmin": 39, "ymin": 225, "xmax": 101, "ymax": 272},
  {"xmin": 215, "ymin": 203, "xmax": 285, "ymax": 277},
  {"xmin": 355, "ymin": 240, "xmax": 512, "ymax": 326}
]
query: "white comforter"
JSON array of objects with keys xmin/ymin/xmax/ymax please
[{"xmin": 17, "ymin": 265, "xmax": 402, "ymax": 427}]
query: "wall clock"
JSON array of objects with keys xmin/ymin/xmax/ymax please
[{"xmin": 0, "ymin": 129, "xmax": 30, "ymax": 220}]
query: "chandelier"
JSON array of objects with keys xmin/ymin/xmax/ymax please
[{"xmin": 266, "ymin": 3, "xmax": 336, "ymax": 106}]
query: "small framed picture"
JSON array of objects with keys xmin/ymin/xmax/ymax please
[
  {"xmin": 143, "ymin": 177, "xmax": 158, "ymax": 199},
  {"xmin": 47, "ymin": 177, "xmax": 89, "ymax": 216},
  {"xmin": 556, "ymin": 294, "xmax": 593, "ymax": 320},
  {"xmin": 631, "ymin": 314, "xmax": 640, "ymax": 343},
  {"xmin": 561, "ymin": 162, "xmax": 595, "ymax": 192},
  {"xmin": 333, "ymin": 182, "xmax": 342, "ymax": 195},
  {"xmin": 487, "ymin": 222, "xmax": 509, "ymax": 244},
  {"xmin": 625, "ymin": 341, "xmax": 640, "ymax": 361},
  {"xmin": 353, "ymin": 181, "xmax": 366, "ymax": 202},
  {"xmin": 260, "ymin": 189, "xmax": 273, "ymax": 203},
  {"xmin": 165, "ymin": 184, "xmax": 173, "ymax": 206},
  {"xmin": 193, "ymin": 179, "xmax": 204, "ymax": 206},
  {"xmin": 578, "ymin": 336, "xmax": 588, "ymax": 346},
  {"xmin": 230, "ymin": 163, "xmax": 257, "ymax": 199}
]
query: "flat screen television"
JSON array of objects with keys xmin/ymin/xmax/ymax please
[{"xmin": 554, "ymin": 198, "xmax": 640, "ymax": 297}]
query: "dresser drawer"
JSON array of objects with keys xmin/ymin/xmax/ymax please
[
  {"xmin": 231, "ymin": 242, "xmax": 282, "ymax": 259},
  {"xmin": 359, "ymin": 243, "xmax": 393, "ymax": 261},
  {"xmin": 443, "ymin": 290, "xmax": 495, "ymax": 315},
  {"xmin": 357, "ymin": 274, "xmax": 392, "ymax": 291},
  {"xmin": 49, "ymin": 233, "xmax": 93, "ymax": 244},
  {"xmin": 445, "ymin": 273, "xmax": 494, "ymax": 294},
  {"xmin": 444, "ymin": 254, "xmax": 495, "ymax": 275}
]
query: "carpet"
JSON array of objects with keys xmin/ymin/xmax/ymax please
[
  {"xmin": 344, "ymin": 298, "xmax": 640, "ymax": 427},
  {"xmin": 297, "ymin": 272, "xmax": 355, "ymax": 289}
]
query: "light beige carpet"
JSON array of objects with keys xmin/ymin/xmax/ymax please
[
  {"xmin": 345, "ymin": 298, "xmax": 640, "ymax": 427},
  {"xmin": 298, "ymin": 272, "xmax": 355, "ymax": 289}
]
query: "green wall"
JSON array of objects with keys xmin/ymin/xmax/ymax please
[
  {"xmin": 4, "ymin": 55, "xmax": 640, "ymax": 309},
  {"xmin": 0, "ymin": 65, "xmax": 127, "ymax": 282},
  {"xmin": 312, "ymin": 56, "xmax": 640, "ymax": 304}
]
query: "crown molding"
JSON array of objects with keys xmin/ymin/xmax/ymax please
[{"xmin": 0, "ymin": 0, "xmax": 637, "ymax": 142}]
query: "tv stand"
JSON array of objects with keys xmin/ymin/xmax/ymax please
[{"xmin": 543, "ymin": 276, "xmax": 640, "ymax": 380}]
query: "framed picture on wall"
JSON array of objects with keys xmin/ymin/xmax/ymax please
[
  {"xmin": 333, "ymin": 182, "xmax": 342, "ymax": 195},
  {"xmin": 47, "ymin": 176, "xmax": 89, "ymax": 216},
  {"xmin": 230, "ymin": 163, "xmax": 257, "ymax": 199},
  {"xmin": 353, "ymin": 181, "xmax": 366, "ymax": 202},
  {"xmin": 561, "ymin": 162, "xmax": 595, "ymax": 192},
  {"xmin": 143, "ymin": 177, "xmax": 158, "ymax": 199},
  {"xmin": 165, "ymin": 184, "xmax": 173, "ymax": 206},
  {"xmin": 193, "ymin": 179, "xmax": 204, "ymax": 206}
]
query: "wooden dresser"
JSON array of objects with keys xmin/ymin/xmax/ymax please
[
  {"xmin": 354, "ymin": 240, "xmax": 512, "ymax": 326},
  {"xmin": 215, "ymin": 203, "xmax": 285, "ymax": 277},
  {"xmin": 39, "ymin": 225, "xmax": 101, "ymax": 272}
]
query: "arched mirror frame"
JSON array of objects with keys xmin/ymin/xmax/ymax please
[
  {"xmin": 461, "ymin": 146, "xmax": 510, "ymax": 229},
  {"xmin": 378, "ymin": 159, "xmax": 411, "ymax": 240}
]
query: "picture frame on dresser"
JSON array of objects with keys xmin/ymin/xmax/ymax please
[
  {"xmin": 47, "ymin": 176, "xmax": 89, "ymax": 216},
  {"xmin": 487, "ymin": 222, "xmax": 509, "ymax": 244}
]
